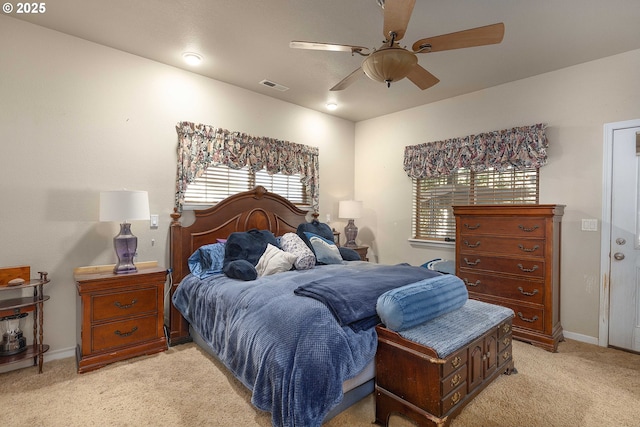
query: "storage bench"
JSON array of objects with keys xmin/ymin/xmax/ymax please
[{"xmin": 375, "ymin": 299, "xmax": 515, "ymax": 427}]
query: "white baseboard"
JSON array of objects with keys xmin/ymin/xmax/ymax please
[
  {"xmin": 0, "ymin": 346, "xmax": 76, "ymax": 374},
  {"xmin": 563, "ymin": 330, "xmax": 599, "ymax": 345}
]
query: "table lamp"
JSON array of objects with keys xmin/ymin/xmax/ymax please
[
  {"xmin": 100, "ymin": 190, "xmax": 150, "ymax": 274},
  {"xmin": 339, "ymin": 200, "xmax": 363, "ymax": 248}
]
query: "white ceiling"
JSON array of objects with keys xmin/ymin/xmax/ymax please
[{"xmin": 11, "ymin": 0, "xmax": 640, "ymax": 122}]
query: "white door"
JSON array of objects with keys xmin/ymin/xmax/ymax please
[{"xmin": 609, "ymin": 125, "xmax": 640, "ymax": 351}]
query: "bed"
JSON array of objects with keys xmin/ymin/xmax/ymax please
[{"xmin": 167, "ymin": 186, "xmax": 442, "ymax": 426}]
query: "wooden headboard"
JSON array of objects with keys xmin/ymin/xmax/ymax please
[{"xmin": 167, "ymin": 186, "xmax": 312, "ymax": 345}]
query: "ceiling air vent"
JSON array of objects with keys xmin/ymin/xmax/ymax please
[{"xmin": 259, "ymin": 79, "xmax": 289, "ymax": 92}]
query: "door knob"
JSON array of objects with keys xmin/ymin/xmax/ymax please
[{"xmin": 613, "ymin": 252, "xmax": 625, "ymax": 260}]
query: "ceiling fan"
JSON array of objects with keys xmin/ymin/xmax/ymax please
[{"xmin": 290, "ymin": 0, "xmax": 505, "ymax": 91}]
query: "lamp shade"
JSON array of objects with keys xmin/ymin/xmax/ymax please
[
  {"xmin": 339, "ymin": 200, "xmax": 363, "ymax": 219},
  {"xmin": 100, "ymin": 190, "xmax": 150, "ymax": 222},
  {"xmin": 362, "ymin": 46, "xmax": 417, "ymax": 84}
]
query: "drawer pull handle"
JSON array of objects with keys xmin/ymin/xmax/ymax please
[
  {"xmin": 502, "ymin": 323, "xmax": 511, "ymax": 333},
  {"xmin": 502, "ymin": 351, "xmax": 511, "ymax": 360},
  {"xmin": 502, "ymin": 337, "xmax": 511, "ymax": 346},
  {"xmin": 451, "ymin": 356, "xmax": 461, "ymax": 368},
  {"xmin": 464, "ymin": 258, "xmax": 481, "ymax": 266},
  {"xmin": 464, "ymin": 240, "xmax": 481, "ymax": 248},
  {"xmin": 518, "ymin": 244, "xmax": 539, "ymax": 253},
  {"xmin": 517, "ymin": 263, "xmax": 538, "ymax": 273},
  {"xmin": 518, "ymin": 224, "xmax": 539, "ymax": 232},
  {"xmin": 463, "ymin": 278, "xmax": 480, "ymax": 287},
  {"xmin": 517, "ymin": 287, "xmax": 539, "ymax": 296},
  {"xmin": 464, "ymin": 223, "xmax": 481, "ymax": 230},
  {"xmin": 517, "ymin": 312, "xmax": 539, "ymax": 323},
  {"xmin": 114, "ymin": 326, "xmax": 138, "ymax": 337},
  {"xmin": 451, "ymin": 392, "xmax": 461, "ymax": 405},
  {"xmin": 114, "ymin": 299, "xmax": 138, "ymax": 309},
  {"xmin": 451, "ymin": 373, "xmax": 462, "ymax": 387}
]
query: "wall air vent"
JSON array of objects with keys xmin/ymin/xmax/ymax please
[{"xmin": 259, "ymin": 79, "xmax": 289, "ymax": 92}]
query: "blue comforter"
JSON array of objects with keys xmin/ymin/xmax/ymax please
[{"xmin": 172, "ymin": 262, "xmax": 435, "ymax": 427}]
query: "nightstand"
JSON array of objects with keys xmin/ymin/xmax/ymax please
[
  {"xmin": 74, "ymin": 266, "xmax": 167, "ymax": 373},
  {"xmin": 350, "ymin": 245, "xmax": 369, "ymax": 261}
]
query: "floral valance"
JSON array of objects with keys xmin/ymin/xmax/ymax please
[
  {"xmin": 175, "ymin": 121, "xmax": 319, "ymax": 212},
  {"xmin": 403, "ymin": 123, "xmax": 548, "ymax": 179}
]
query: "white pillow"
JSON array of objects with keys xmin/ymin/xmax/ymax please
[{"xmin": 255, "ymin": 244, "xmax": 298, "ymax": 277}]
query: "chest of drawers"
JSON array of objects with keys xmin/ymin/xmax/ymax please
[
  {"xmin": 453, "ymin": 205, "xmax": 564, "ymax": 352},
  {"xmin": 75, "ymin": 267, "xmax": 167, "ymax": 373}
]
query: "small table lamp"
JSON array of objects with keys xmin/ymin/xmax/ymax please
[
  {"xmin": 339, "ymin": 200, "xmax": 363, "ymax": 248},
  {"xmin": 100, "ymin": 190, "xmax": 150, "ymax": 274}
]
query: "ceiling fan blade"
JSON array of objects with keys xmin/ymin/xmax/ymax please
[
  {"xmin": 290, "ymin": 41, "xmax": 369, "ymax": 55},
  {"xmin": 330, "ymin": 67, "xmax": 364, "ymax": 91},
  {"xmin": 383, "ymin": 0, "xmax": 416, "ymax": 41},
  {"xmin": 406, "ymin": 65, "xmax": 440, "ymax": 90},
  {"xmin": 412, "ymin": 23, "xmax": 505, "ymax": 53}
]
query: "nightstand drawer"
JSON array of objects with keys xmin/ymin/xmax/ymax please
[
  {"xmin": 91, "ymin": 315, "xmax": 159, "ymax": 353},
  {"xmin": 92, "ymin": 288, "xmax": 158, "ymax": 322}
]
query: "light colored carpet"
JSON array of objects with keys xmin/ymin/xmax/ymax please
[{"xmin": 1, "ymin": 339, "xmax": 639, "ymax": 427}]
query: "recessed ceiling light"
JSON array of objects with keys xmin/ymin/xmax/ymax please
[
  {"xmin": 182, "ymin": 52, "xmax": 203, "ymax": 66},
  {"xmin": 326, "ymin": 103, "xmax": 338, "ymax": 111}
]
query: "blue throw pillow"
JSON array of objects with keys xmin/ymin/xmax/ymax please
[
  {"xmin": 223, "ymin": 259, "xmax": 258, "ymax": 281},
  {"xmin": 338, "ymin": 247, "xmax": 361, "ymax": 261},
  {"xmin": 307, "ymin": 235, "xmax": 343, "ymax": 264},
  {"xmin": 222, "ymin": 229, "xmax": 278, "ymax": 280},
  {"xmin": 188, "ymin": 243, "xmax": 226, "ymax": 279},
  {"xmin": 376, "ymin": 274, "xmax": 469, "ymax": 331}
]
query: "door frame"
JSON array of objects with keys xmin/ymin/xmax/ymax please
[{"xmin": 600, "ymin": 118, "xmax": 640, "ymax": 347}]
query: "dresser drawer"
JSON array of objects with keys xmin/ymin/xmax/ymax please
[
  {"xmin": 498, "ymin": 333, "xmax": 512, "ymax": 352},
  {"xmin": 459, "ymin": 216, "xmax": 546, "ymax": 238},
  {"xmin": 92, "ymin": 288, "xmax": 158, "ymax": 322},
  {"xmin": 441, "ymin": 382, "xmax": 467, "ymax": 415},
  {"xmin": 442, "ymin": 366, "xmax": 467, "ymax": 397},
  {"xmin": 459, "ymin": 255, "xmax": 545, "ymax": 279},
  {"xmin": 459, "ymin": 235, "xmax": 546, "ymax": 258},
  {"xmin": 91, "ymin": 315, "xmax": 159, "ymax": 353},
  {"xmin": 498, "ymin": 344, "xmax": 513, "ymax": 368},
  {"xmin": 458, "ymin": 270, "xmax": 545, "ymax": 304},
  {"xmin": 442, "ymin": 346, "xmax": 468, "ymax": 378},
  {"xmin": 473, "ymin": 296, "xmax": 545, "ymax": 333}
]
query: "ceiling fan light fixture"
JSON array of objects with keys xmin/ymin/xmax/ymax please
[
  {"xmin": 362, "ymin": 46, "xmax": 417, "ymax": 86},
  {"xmin": 326, "ymin": 102, "xmax": 338, "ymax": 111}
]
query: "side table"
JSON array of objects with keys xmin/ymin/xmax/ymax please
[{"xmin": 74, "ymin": 266, "xmax": 167, "ymax": 373}]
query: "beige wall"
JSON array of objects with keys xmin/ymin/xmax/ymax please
[
  {"xmin": 354, "ymin": 48, "xmax": 640, "ymax": 341},
  {"xmin": 3, "ymin": 15, "xmax": 639, "ymax": 364},
  {"xmin": 0, "ymin": 16, "xmax": 356, "ymax": 365}
]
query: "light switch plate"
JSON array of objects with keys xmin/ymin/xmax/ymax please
[
  {"xmin": 581, "ymin": 218, "xmax": 598, "ymax": 231},
  {"xmin": 150, "ymin": 214, "xmax": 159, "ymax": 228}
]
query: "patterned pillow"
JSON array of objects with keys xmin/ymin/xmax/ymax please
[{"xmin": 280, "ymin": 232, "xmax": 316, "ymax": 270}]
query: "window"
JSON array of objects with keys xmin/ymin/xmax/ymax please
[
  {"xmin": 412, "ymin": 167, "xmax": 539, "ymax": 241},
  {"xmin": 183, "ymin": 164, "xmax": 309, "ymax": 209}
]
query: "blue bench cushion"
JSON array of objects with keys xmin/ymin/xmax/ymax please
[
  {"xmin": 398, "ymin": 299, "xmax": 515, "ymax": 358},
  {"xmin": 376, "ymin": 274, "xmax": 468, "ymax": 332}
]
